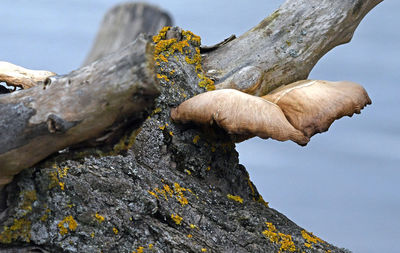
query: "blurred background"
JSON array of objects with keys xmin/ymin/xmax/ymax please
[{"xmin": 0, "ymin": 1, "xmax": 398, "ymax": 252}]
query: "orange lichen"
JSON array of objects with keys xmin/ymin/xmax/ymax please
[
  {"xmin": 174, "ymin": 182, "xmax": 189, "ymax": 206},
  {"xmin": 187, "ymin": 234, "xmax": 193, "ymax": 238},
  {"xmin": 95, "ymin": 213, "xmax": 105, "ymax": 223},
  {"xmin": 113, "ymin": 227, "xmax": 119, "ymax": 235},
  {"xmin": 262, "ymin": 222, "xmax": 296, "ymax": 253},
  {"xmin": 301, "ymin": 229, "xmax": 324, "ymax": 248},
  {"xmin": 227, "ymin": 194, "xmax": 243, "ymax": 204},
  {"xmin": 153, "ymin": 27, "xmax": 215, "ymax": 91},
  {"xmin": 148, "ymin": 190, "xmax": 159, "ymax": 199},
  {"xmin": 58, "ymin": 216, "xmax": 78, "ymax": 236},
  {"xmin": 171, "ymin": 214, "xmax": 183, "ymax": 225},
  {"xmin": 49, "ymin": 165, "xmax": 70, "ymax": 190}
]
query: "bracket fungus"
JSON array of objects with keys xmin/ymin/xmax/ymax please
[
  {"xmin": 0, "ymin": 61, "xmax": 56, "ymax": 90},
  {"xmin": 171, "ymin": 80, "xmax": 371, "ymax": 146}
]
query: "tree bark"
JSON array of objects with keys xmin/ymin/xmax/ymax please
[{"xmin": 0, "ymin": 1, "xmax": 381, "ymax": 252}]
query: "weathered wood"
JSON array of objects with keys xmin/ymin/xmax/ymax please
[
  {"xmin": 83, "ymin": 2, "xmax": 172, "ymax": 65},
  {"xmin": 204, "ymin": 0, "xmax": 382, "ymax": 96},
  {"xmin": 0, "ymin": 61, "xmax": 55, "ymax": 89},
  {"xmin": 0, "ymin": 1, "xmax": 382, "ymax": 252},
  {"xmin": 0, "ymin": 35, "xmax": 159, "ymax": 187}
]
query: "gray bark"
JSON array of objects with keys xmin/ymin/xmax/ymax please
[{"xmin": 0, "ymin": 1, "xmax": 381, "ymax": 252}]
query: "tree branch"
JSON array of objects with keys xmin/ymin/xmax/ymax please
[
  {"xmin": 204, "ymin": 0, "xmax": 382, "ymax": 96},
  {"xmin": 83, "ymin": 2, "xmax": 172, "ymax": 65},
  {"xmin": 0, "ymin": 36, "xmax": 159, "ymax": 187}
]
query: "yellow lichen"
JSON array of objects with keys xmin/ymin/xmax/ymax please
[
  {"xmin": 187, "ymin": 234, "xmax": 193, "ymax": 238},
  {"xmin": 190, "ymin": 224, "xmax": 197, "ymax": 229},
  {"xmin": 148, "ymin": 244, "xmax": 154, "ymax": 249},
  {"xmin": 136, "ymin": 246, "xmax": 144, "ymax": 253},
  {"xmin": 41, "ymin": 208, "xmax": 51, "ymax": 222},
  {"xmin": 112, "ymin": 128, "xmax": 142, "ymax": 154},
  {"xmin": 227, "ymin": 194, "xmax": 243, "ymax": 204},
  {"xmin": 301, "ymin": 230, "xmax": 324, "ymax": 247},
  {"xmin": 193, "ymin": 135, "xmax": 200, "ymax": 144},
  {"xmin": 201, "ymin": 248, "xmax": 207, "ymax": 252},
  {"xmin": 174, "ymin": 183, "xmax": 189, "ymax": 206},
  {"xmin": 95, "ymin": 213, "xmax": 105, "ymax": 223},
  {"xmin": 148, "ymin": 190, "xmax": 159, "ymax": 199},
  {"xmin": 153, "ymin": 27, "xmax": 215, "ymax": 91},
  {"xmin": 90, "ymin": 232, "xmax": 95, "ymax": 238},
  {"xmin": 113, "ymin": 227, "xmax": 119, "ymax": 235},
  {"xmin": 184, "ymin": 169, "xmax": 192, "ymax": 175},
  {"xmin": 58, "ymin": 216, "xmax": 78, "ymax": 236},
  {"xmin": 0, "ymin": 218, "xmax": 32, "ymax": 243},
  {"xmin": 258, "ymin": 195, "xmax": 269, "ymax": 208},
  {"xmin": 169, "ymin": 131, "xmax": 174, "ymax": 136},
  {"xmin": 171, "ymin": 214, "xmax": 183, "ymax": 225},
  {"xmin": 262, "ymin": 222, "xmax": 296, "ymax": 253}
]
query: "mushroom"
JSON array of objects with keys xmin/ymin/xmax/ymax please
[
  {"xmin": 171, "ymin": 80, "xmax": 371, "ymax": 145},
  {"xmin": 262, "ymin": 80, "xmax": 371, "ymax": 138},
  {"xmin": 171, "ymin": 89, "xmax": 309, "ymax": 145},
  {"xmin": 0, "ymin": 61, "xmax": 56, "ymax": 90}
]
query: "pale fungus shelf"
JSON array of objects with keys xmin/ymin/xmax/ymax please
[{"xmin": 171, "ymin": 80, "xmax": 371, "ymax": 145}]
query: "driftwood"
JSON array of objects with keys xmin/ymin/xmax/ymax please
[
  {"xmin": 83, "ymin": 2, "xmax": 172, "ymax": 65},
  {"xmin": 0, "ymin": 1, "xmax": 381, "ymax": 252},
  {"xmin": 0, "ymin": 37, "xmax": 159, "ymax": 187},
  {"xmin": 204, "ymin": 0, "xmax": 382, "ymax": 95}
]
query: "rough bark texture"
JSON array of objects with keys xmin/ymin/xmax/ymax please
[
  {"xmin": 0, "ymin": 1, "xmax": 381, "ymax": 252},
  {"xmin": 204, "ymin": 0, "xmax": 382, "ymax": 96}
]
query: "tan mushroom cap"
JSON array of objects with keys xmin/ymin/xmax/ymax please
[
  {"xmin": 0, "ymin": 61, "xmax": 56, "ymax": 89},
  {"xmin": 171, "ymin": 89, "xmax": 309, "ymax": 145},
  {"xmin": 262, "ymin": 80, "xmax": 372, "ymax": 138}
]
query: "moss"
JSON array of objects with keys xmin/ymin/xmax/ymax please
[
  {"xmin": 227, "ymin": 194, "xmax": 243, "ymax": 204},
  {"xmin": 171, "ymin": 214, "xmax": 183, "ymax": 225},
  {"xmin": 58, "ymin": 216, "xmax": 78, "ymax": 236}
]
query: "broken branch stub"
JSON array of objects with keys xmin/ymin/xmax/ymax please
[
  {"xmin": 203, "ymin": 0, "xmax": 382, "ymax": 96},
  {"xmin": 0, "ymin": 61, "xmax": 55, "ymax": 89},
  {"xmin": 83, "ymin": 2, "xmax": 173, "ymax": 65},
  {"xmin": 0, "ymin": 35, "xmax": 159, "ymax": 187}
]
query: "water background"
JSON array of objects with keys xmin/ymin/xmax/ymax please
[{"xmin": 0, "ymin": 1, "xmax": 398, "ymax": 252}]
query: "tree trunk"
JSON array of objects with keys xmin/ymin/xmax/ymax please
[{"xmin": 0, "ymin": 1, "xmax": 381, "ymax": 252}]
